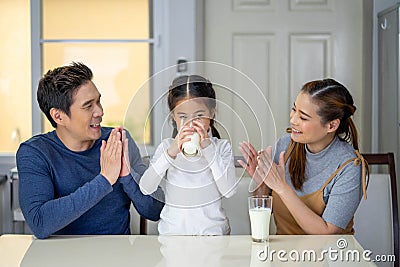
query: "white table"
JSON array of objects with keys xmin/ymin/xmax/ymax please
[{"xmin": 0, "ymin": 234, "xmax": 377, "ymax": 266}]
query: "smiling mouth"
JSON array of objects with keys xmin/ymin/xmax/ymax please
[
  {"xmin": 90, "ymin": 123, "xmax": 101, "ymax": 128},
  {"xmin": 292, "ymin": 128, "xmax": 302, "ymax": 134}
]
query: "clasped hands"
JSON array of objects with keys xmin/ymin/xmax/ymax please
[
  {"xmin": 100, "ymin": 127, "xmax": 130, "ymax": 185},
  {"xmin": 239, "ymin": 142, "xmax": 287, "ymax": 195}
]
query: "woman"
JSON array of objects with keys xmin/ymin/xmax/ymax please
[{"xmin": 239, "ymin": 78, "xmax": 368, "ymax": 235}]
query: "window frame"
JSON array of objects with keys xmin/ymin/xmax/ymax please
[
  {"xmin": 30, "ymin": 0, "xmax": 167, "ymax": 155},
  {"xmin": 0, "ymin": 0, "xmax": 201, "ymax": 166}
]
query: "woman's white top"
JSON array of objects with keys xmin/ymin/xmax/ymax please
[{"xmin": 139, "ymin": 137, "xmax": 238, "ymax": 235}]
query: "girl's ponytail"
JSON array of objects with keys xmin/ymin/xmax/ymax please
[{"xmin": 210, "ymin": 122, "xmax": 221, "ymax": 139}]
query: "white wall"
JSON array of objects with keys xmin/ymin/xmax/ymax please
[
  {"xmin": 372, "ymin": 0, "xmax": 399, "ymax": 151},
  {"xmin": 155, "ymin": 0, "xmax": 203, "ymax": 73},
  {"xmin": 166, "ymin": 1, "xmax": 376, "ymax": 151},
  {"xmin": 139, "ymin": 0, "xmax": 203, "ymax": 154}
]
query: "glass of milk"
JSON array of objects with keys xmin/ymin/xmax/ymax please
[
  {"xmin": 248, "ymin": 196, "xmax": 272, "ymax": 242},
  {"xmin": 182, "ymin": 132, "xmax": 200, "ymax": 157}
]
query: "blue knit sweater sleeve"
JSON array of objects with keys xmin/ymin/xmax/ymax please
[
  {"xmin": 17, "ymin": 129, "xmax": 164, "ymax": 239},
  {"xmin": 17, "ymin": 143, "xmax": 113, "ymax": 239},
  {"xmin": 118, "ymin": 131, "xmax": 164, "ymax": 221}
]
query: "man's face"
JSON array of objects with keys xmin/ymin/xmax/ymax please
[{"xmin": 58, "ymin": 80, "xmax": 104, "ymax": 150}]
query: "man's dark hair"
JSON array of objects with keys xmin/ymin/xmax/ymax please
[{"xmin": 37, "ymin": 62, "xmax": 93, "ymax": 128}]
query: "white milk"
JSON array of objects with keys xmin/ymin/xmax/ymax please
[
  {"xmin": 182, "ymin": 132, "xmax": 200, "ymax": 156},
  {"xmin": 249, "ymin": 207, "xmax": 272, "ymax": 242}
]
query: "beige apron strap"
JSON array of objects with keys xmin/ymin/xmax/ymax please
[
  {"xmin": 283, "ymin": 141, "xmax": 369, "ymax": 199},
  {"xmin": 320, "ymin": 157, "xmax": 355, "ymax": 190},
  {"xmin": 354, "ymin": 150, "xmax": 369, "ymax": 200},
  {"xmin": 319, "ymin": 150, "xmax": 369, "ymax": 200}
]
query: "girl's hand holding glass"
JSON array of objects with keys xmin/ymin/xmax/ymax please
[
  {"xmin": 191, "ymin": 119, "xmax": 211, "ymax": 149},
  {"xmin": 167, "ymin": 126, "xmax": 194, "ymax": 158}
]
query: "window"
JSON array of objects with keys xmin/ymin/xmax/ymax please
[
  {"xmin": 40, "ymin": 0, "xmax": 152, "ymax": 144},
  {"xmin": 0, "ymin": 0, "xmax": 155, "ymax": 154},
  {"xmin": 0, "ymin": 0, "xmax": 31, "ymax": 153}
]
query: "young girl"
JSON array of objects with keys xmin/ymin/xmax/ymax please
[{"xmin": 139, "ymin": 75, "xmax": 238, "ymax": 235}]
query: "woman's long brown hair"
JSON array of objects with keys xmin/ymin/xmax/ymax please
[{"xmin": 287, "ymin": 79, "xmax": 358, "ymax": 190}]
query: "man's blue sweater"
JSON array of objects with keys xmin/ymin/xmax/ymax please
[{"xmin": 16, "ymin": 127, "xmax": 164, "ymax": 239}]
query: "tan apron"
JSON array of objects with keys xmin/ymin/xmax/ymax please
[{"xmin": 273, "ymin": 150, "xmax": 368, "ymax": 235}]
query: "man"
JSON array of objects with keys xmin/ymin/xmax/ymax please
[{"xmin": 17, "ymin": 62, "xmax": 164, "ymax": 239}]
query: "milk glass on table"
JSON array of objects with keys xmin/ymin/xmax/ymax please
[{"xmin": 248, "ymin": 196, "xmax": 272, "ymax": 242}]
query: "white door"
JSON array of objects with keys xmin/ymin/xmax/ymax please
[{"xmin": 204, "ymin": 0, "xmax": 368, "ymax": 153}]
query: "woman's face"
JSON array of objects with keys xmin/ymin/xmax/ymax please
[
  {"xmin": 289, "ymin": 92, "xmax": 336, "ymax": 153},
  {"xmin": 172, "ymin": 97, "xmax": 214, "ymax": 131}
]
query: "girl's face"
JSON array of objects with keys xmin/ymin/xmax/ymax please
[
  {"xmin": 172, "ymin": 98, "xmax": 214, "ymax": 131},
  {"xmin": 289, "ymin": 92, "xmax": 337, "ymax": 153}
]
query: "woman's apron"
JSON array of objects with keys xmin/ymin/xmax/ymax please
[{"xmin": 272, "ymin": 150, "xmax": 368, "ymax": 235}]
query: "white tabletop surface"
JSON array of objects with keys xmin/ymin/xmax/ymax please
[{"xmin": 0, "ymin": 234, "xmax": 377, "ymax": 267}]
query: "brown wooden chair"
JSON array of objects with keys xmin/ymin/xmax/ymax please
[
  {"xmin": 138, "ymin": 155, "xmax": 163, "ymax": 235},
  {"xmin": 354, "ymin": 153, "xmax": 399, "ymax": 267},
  {"xmin": 139, "ymin": 156, "xmax": 151, "ymax": 235}
]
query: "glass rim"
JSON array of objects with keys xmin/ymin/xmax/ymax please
[{"xmin": 248, "ymin": 195, "xmax": 272, "ymax": 199}]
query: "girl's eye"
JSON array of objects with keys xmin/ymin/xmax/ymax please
[
  {"xmin": 179, "ymin": 115, "xmax": 187, "ymax": 119},
  {"xmin": 196, "ymin": 114, "xmax": 203, "ymax": 118},
  {"xmin": 291, "ymin": 107, "xmax": 296, "ymax": 112}
]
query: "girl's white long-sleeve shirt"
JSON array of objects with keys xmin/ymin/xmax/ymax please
[{"xmin": 139, "ymin": 137, "xmax": 238, "ymax": 235}]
